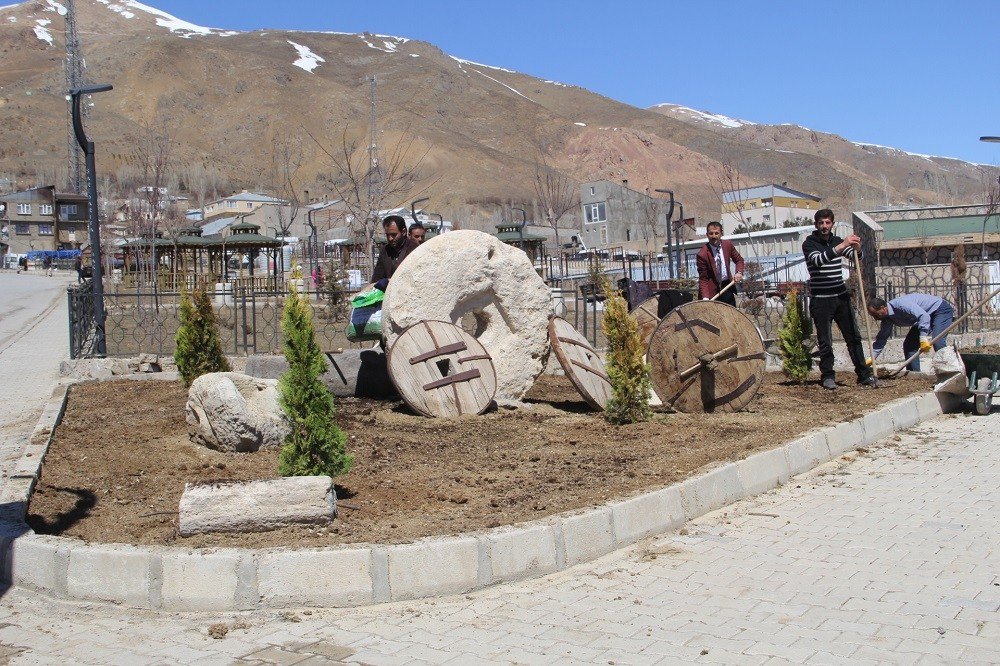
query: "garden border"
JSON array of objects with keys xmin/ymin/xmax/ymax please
[{"xmin": 0, "ymin": 373, "xmax": 964, "ymax": 611}]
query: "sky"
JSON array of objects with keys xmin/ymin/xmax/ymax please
[{"xmin": 138, "ymin": 1, "xmax": 1000, "ymax": 164}]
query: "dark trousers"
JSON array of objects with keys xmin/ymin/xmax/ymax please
[
  {"xmin": 810, "ymin": 292, "xmax": 872, "ymax": 382},
  {"xmin": 716, "ymin": 279, "xmax": 736, "ymax": 307}
]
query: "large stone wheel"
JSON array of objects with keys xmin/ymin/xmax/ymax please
[{"xmin": 647, "ymin": 301, "xmax": 766, "ymax": 413}]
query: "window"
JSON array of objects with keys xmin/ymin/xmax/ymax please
[
  {"xmin": 226, "ymin": 201, "xmax": 236, "ymax": 208},
  {"xmin": 584, "ymin": 201, "xmax": 607, "ymax": 224},
  {"xmin": 246, "ymin": 202, "xmax": 253, "ymax": 209},
  {"xmin": 40, "ymin": 204, "xmax": 53, "ymax": 215},
  {"xmin": 15, "ymin": 223, "xmax": 29, "ymax": 235},
  {"xmin": 60, "ymin": 204, "xmax": 78, "ymax": 216},
  {"xmin": 589, "ymin": 186, "xmax": 595, "ymax": 196},
  {"xmin": 600, "ymin": 226, "xmax": 609, "ymax": 244},
  {"xmin": 17, "ymin": 203, "xmax": 30, "ymax": 215},
  {"xmin": 38, "ymin": 224, "xmax": 53, "ymax": 235}
]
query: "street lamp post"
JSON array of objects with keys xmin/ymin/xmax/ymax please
[
  {"xmin": 431, "ymin": 212, "xmax": 444, "ymax": 236},
  {"xmin": 512, "ymin": 207, "xmax": 527, "ymax": 248},
  {"xmin": 304, "ymin": 190, "xmax": 317, "ymax": 282},
  {"xmin": 70, "ymin": 82, "xmax": 112, "ymax": 357},
  {"xmin": 654, "ymin": 189, "xmax": 676, "ymax": 278},
  {"xmin": 673, "ymin": 201, "xmax": 685, "ymax": 278}
]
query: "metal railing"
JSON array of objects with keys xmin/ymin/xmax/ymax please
[{"xmin": 67, "ymin": 279, "xmax": 96, "ymax": 359}]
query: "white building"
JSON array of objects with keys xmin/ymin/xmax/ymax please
[{"xmin": 720, "ymin": 184, "xmax": 822, "ymax": 234}]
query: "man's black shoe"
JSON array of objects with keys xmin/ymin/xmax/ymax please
[
  {"xmin": 822, "ymin": 377, "xmax": 837, "ymax": 390},
  {"xmin": 858, "ymin": 376, "xmax": 878, "ymax": 388}
]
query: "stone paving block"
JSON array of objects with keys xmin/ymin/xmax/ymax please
[
  {"xmin": 783, "ymin": 431, "xmax": 831, "ymax": 476},
  {"xmin": 159, "ymin": 549, "xmax": 242, "ymax": 611},
  {"xmin": 66, "ymin": 544, "xmax": 153, "ymax": 606},
  {"xmin": 560, "ymin": 508, "xmax": 613, "ymax": 566},
  {"xmin": 387, "ymin": 536, "xmax": 479, "ymax": 601},
  {"xmin": 483, "ymin": 524, "xmax": 558, "ymax": 583},
  {"xmin": 609, "ymin": 486, "xmax": 685, "ymax": 545},
  {"xmin": 258, "ymin": 548, "xmax": 373, "ymax": 607},
  {"xmin": 678, "ymin": 463, "xmax": 744, "ymax": 520},
  {"xmin": 734, "ymin": 447, "xmax": 791, "ymax": 497}
]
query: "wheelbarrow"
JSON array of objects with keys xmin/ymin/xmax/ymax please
[{"xmin": 958, "ymin": 350, "xmax": 1000, "ymax": 416}]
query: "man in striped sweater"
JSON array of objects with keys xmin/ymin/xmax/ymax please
[{"xmin": 802, "ymin": 209, "xmax": 877, "ymax": 390}]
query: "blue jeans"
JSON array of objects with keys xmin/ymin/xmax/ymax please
[{"xmin": 901, "ymin": 301, "xmax": 954, "ymax": 371}]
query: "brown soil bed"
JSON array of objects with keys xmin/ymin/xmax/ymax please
[{"xmin": 29, "ymin": 373, "xmax": 929, "ymax": 549}]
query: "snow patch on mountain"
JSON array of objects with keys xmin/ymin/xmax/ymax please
[
  {"xmin": 653, "ymin": 103, "xmax": 749, "ymax": 129},
  {"xmin": 33, "ymin": 18, "xmax": 53, "ymax": 45},
  {"xmin": 92, "ymin": 0, "xmax": 239, "ymax": 37},
  {"xmin": 44, "ymin": 0, "xmax": 67, "ymax": 15},
  {"xmin": 449, "ymin": 56, "xmax": 516, "ymax": 74},
  {"xmin": 288, "ymin": 40, "xmax": 324, "ymax": 73},
  {"xmin": 853, "ymin": 141, "xmax": 935, "ymax": 162},
  {"xmin": 361, "ymin": 34, "xmax": 409, "ymax": 52}
]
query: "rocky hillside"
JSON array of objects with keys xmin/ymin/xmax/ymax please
[{"xmin": 0, "ymin": 0, "xmax": 991, "ymax": 228}]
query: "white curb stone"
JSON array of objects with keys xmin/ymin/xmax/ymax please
[
  {"xmin": 610, "ymin": 487, "xmax": 686, "ymax": 545},
  {"xmin": 825, "ymin": 419, "xmax": 865, "ymax": 456},
  {"xmin": 735, "ymin": 447, "xmax": 792, "ymax": 496},
  {"xmin": 861, "ymin": 408, "xmax": 895, "ymax": 444},
  {"xmin": 678, "ymin": 463, "xmax": 744, "ymax": 519},
  {"xmin": 67, "ymin": 545, "xmax": 152, "ymax": 606},
  {"xmin": 560, "ymin": 507, "xmax": 614, "ymax": 566},
  {"xmin": 386, "ymin": 536, "xmax": 479, "ymax": 601},
  {"xmin": 258, "ymin": 548, "xmax": 373, "ymax": 607},
  {"xmin": 482, "ymin": 524, "xmax": 559, "ymax": 583},
  {"xmin": 889, "ymin": 398, "xmax": 921, "ymax": 430},
  {"xmin": 160, "ymin": 550, "xmax": 243, "ymax": 611},
  {"xmin": 10, "ymin": 536, "xmax": 66, "ymax": 595},
  {"xmin": 784, "ymin": 432, "xmax": 831, "ymax": 476}
]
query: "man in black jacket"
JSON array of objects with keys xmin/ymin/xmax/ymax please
[
  {"xmin": 371, "ymin": 215, "xmax": 419, "ymax": 287},
  {"xmin": 802, "ymin": 208, "xmax": 876, "ymax": 390}
]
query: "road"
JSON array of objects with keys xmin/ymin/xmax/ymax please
[
  {"xmin": 0, "ymin": 270, "xmax": 996, "ymax": 664},
  {"xmin": 0, "ymin": 271, "xmax": 73, "ymax": 477}
]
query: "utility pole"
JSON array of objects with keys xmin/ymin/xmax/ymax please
[{"xmin": 63, "ymin": 0, "xmax": 87, "ymax": 193}]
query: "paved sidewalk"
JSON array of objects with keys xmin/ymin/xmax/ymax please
[{"xmin": 0, "ymin": 408, "xmax": 996, "ymax": 664}]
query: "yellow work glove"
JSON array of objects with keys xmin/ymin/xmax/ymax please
[
  {"xmin": 865, "ymin": 358, "xmax": 873, "ymax": 366},
  {"xmin": 919, "ymin": 337, "xmax": 932, "ymax": 353}
]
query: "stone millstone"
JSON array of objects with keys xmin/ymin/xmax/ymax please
[
  {"xmin": 186, "ymin": 372, "xmax": 291, "ymax": 452},
  {"xmin": 178, "ymin": 476, "xmax": 336, "ymax": 535},
  {"xmin": 382, "ymin": 230, "xmax": 551, "ymax": 400}
]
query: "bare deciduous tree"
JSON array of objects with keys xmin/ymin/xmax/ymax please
[
  {"xmin": 706, "ymin": 153, "xmax": 762, "ymax": 259},
  {"xmin": 978, "ymin": 166, "xmax": 1000, "ymax": 263},
  {"xmin": 309, "ymin": 127, "xmax": 431, "ymax": 276},
  {"xmin": 532, "ymin": 161, "xmax": 579, "ymax": 249}
]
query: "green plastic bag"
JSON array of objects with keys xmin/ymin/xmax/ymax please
[{"xmin": 351, "ymin": 287, "xmax": 384, "ymax": 308}]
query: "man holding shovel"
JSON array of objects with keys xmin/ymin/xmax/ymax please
[
  {"xmin": 802, "ymin": 209, "xmax": 877, "ymax": 390},
  {"xmin": 867, "ymin": 294, "xmax": 954, "ymax": 372},
  {"xmin": 696, "ymin": 221, "xmax": 744, "ymax": 306}
]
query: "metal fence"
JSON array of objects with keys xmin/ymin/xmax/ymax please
[
  {"xmin": 101, "ymin": 286, "xmax": 363, "ymax": 357},
  {"xmin": 67, "ymin": 280, "xmax": 96, "ymax": 359}
]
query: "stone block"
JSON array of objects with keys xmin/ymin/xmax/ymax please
[
  {"xmin": 257, "ymin": 548, "xmax": 373, "ymax": 607},
  {"xmin": 677, "ymin": 463, "xmax": 744, "ymax": 520},
  {"xmin": 734, "ymin": 447, "xmax": 791, "ymax": 497},
  {"xmin": 483, "ymin": 524, "xmax": 558, "ymax": 583},
  {"xmin": 10, "ymin": 535, "xmax": 66, "ymax": 595},
  {"xmin": 889, "ymin": 397, "xmax": 920, "ymax": 430},
  {"xmin": 560, "ymin": 508, "xmax": 614, "ymax": 566},
  {"xmin": 245, "ymin": 350, "xmax": 397, "ymax": 399},
  {"xmin": 860, "ymin": 408, "xmax": 894, "ymax": 444},
  {"xmin": 783, "ymin": 431, "xmax": 832, "ymax": 476},
  {"xmin": 159, "ymin": 550, "xmax": 242, "ymax": 611},
  {"xmin": 178, "ymin": 476, "xmax": 336, "ymax": 536},
  {"xmin": 915, "ymin": 392, "xmax": 944, "ymax": 420},
  {"xmin": 825, "ymin": 419, "xmax": 865, "ymax": 456},
  {"xmin": 67, "ymin": 544, "xmax": 152, "ymax": 606},
  {"xmin": 609, "ymin": 487, "xmax": 685, "ymax": 545},
  {"xmin": 386, "ymin": 536, "xmax": 479, "ymax": 601}
]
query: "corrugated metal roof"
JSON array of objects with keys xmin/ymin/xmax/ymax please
[
  {"xmin": 880, "ymin": 214, "xmax": 1000, "ymax": 240},
  {"xmin": 722, "ymin": 183, "xmax": 821, "ymax": 204},
  {"xmin": 200, "ymin": 216, "xmax": 238, "ymax": 236}
]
